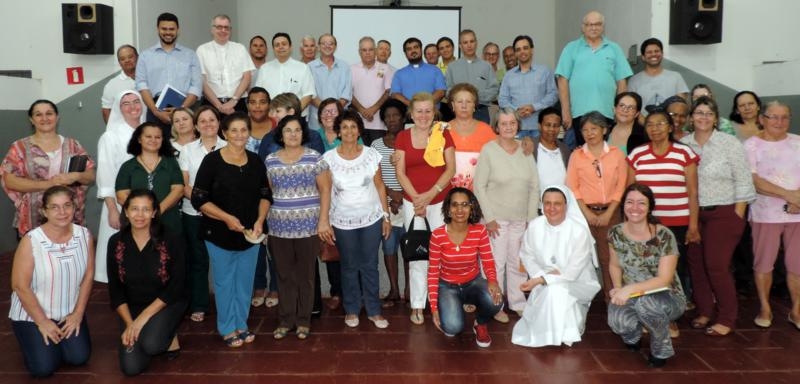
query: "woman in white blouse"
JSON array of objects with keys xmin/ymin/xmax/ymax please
[
  {"xmin": 10, "ymin": 186, "xmax": 94, "ymax": 377},
  {"xmin": 178, "ymin": 105, "xmax": 226, "ymax": 323},
  {"xmin": 682, "ymin": 96, "xmax": 755, "ymax": 337},
  {"xmin": 323, "ymin": 110, "xmax": 392, "ymax": 329}
]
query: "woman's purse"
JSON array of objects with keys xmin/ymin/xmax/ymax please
[
  {"xmin": 400, "ymin": 217, "xmax": 432, "ymax": 262},
  {"xmin": 320, "ymin": 240, "xmax": 340, "ymax": 262}
]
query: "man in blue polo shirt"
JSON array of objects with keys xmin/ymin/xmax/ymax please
[
  {"xmin": 555, "ymin": 10, "xmax": 632, "ymax": 148},
  {"xmin": 390, "ymin": 37, "xmax": 446, "ymax": 108}
]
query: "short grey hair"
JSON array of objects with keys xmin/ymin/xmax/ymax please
[{"xmin": 492, "ymin": 107, "xmax": 522, "ymax": 134}]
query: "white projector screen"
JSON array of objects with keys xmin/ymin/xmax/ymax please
[{"xmin": 331, "ymin": 6, "xmax": 461, "ymax": 69}]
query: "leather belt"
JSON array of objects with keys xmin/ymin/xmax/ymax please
[{"xmin": 587, "ymin": 204, "xmax": 609, "ymax": 212}]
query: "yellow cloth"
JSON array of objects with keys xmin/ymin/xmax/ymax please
[{"xmin": 423, "ymin": 122, "xmax": 447, "ymax": 167}]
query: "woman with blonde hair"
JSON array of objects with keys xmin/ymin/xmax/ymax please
[{"xmin": 395, "ymin": 92, "xmax": 456, "ymax": 324}]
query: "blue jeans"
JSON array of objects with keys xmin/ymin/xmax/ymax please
[
  {"xmin": 381, "ymin": 225, "xmax": 405, "ymax": 256},
  {"xmin": 206, "ymin": 241, "xmax": 258, "ymax": 336},
  {"xmin": 516, "ymin": 129, "xmax": 540, "ymax": 140},
  {"xmin": 12, "ymin": 318, "xmax": 91, "ymax": 377},
  {"xmin": 334, "ymin": 219, "xmax": 384, "ymax": 316},
  {"xmin": 438, "ymin": 276, "xmax": 503, "ymax": 335},
  {"xmin": 253, "ymin": 243, "xmax": 278, "ymax": 292}
]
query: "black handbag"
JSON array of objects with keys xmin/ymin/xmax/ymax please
[{"xmin": 400, "ymin": 217, "xmax": 431, "ymax": 262}]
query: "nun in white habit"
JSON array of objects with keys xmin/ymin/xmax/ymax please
[
  {"xmin": 94, "ymin": 89, "xmax": 144, "ymax": 282},
  {"xmin": 511, "ymin": 185, "xmax": 601, "ymax": 347}
]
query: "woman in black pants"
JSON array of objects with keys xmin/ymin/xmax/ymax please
[{"xmin": 107, "ymin": 189, "xmax": 186, "ymax": 376}]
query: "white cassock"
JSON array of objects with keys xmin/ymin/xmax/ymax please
[{"xmin": 511, "ymin": 188, "xmax": 600, "ymax": 347}]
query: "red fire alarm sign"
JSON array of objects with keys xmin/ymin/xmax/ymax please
[{"xmin": 66, "ymin": 67, "xmax": 84, "ymax": 85}]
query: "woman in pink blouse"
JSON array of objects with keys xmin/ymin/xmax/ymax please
[
  {"xmin": 745, "ymin": 101, "xmax": 800, "ymax": 330},
  {"xmin": 1, "ymin": 100, "xmax": 95, "ymax": 238}
]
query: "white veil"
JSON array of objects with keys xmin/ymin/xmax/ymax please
[{"xmin": 540, "ymin": 184, "xmax": 599, "ymax": 268}]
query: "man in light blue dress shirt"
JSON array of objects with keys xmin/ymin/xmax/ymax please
[
  {"xmin": 135, "ymin": 12, "xmax": 202, "ymax": 131},
  {"xmin": 498, "ymin": 35, "xmax": 558, "ymax": 139},
  {"xmin": 308, "ymin": 34, "xmax": 352, "ymax": 132}
]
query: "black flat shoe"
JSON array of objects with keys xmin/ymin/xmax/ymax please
[
  {"xmin": 647, "ymin": 355, "xmax": 666, "ymax": 368},
  {"xmin": 165, "ymin": 348, "xmax": 181, "ymax": 361},
  {"xmin": 624, "ymin": 341, "xmax": 641, "ymax": 352}
]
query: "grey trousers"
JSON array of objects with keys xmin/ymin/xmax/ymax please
[{"xmin": 607, "ymin": 291, "xmax": 685, "ymax": 359}]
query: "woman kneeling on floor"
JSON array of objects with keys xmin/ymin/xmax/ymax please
[
  {"xmin": 107, "ymin": 189, "xmax": 186, "ymax": 376},
  {"xmin": 428, "ymin": 187, "xmax": 503, "ymax": 347},
  {"xmin": 607, "ymin": 183, "xmax": 687, "ymax": 368}
]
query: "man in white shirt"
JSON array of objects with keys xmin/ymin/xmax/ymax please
[
  {"xmin": 101, "ymin": 45, "xmax": 137, "ymax": 123},
  {"xmin": 254, "ymin": 33, "xmax": 315, "ymax": 115},
  {"xmin": 351, "ymin": 36, "xmax": 394, "ymax": 145},
  {"xmin": 628, "ymin": 37, "xmax": 689, "ymax": 114},
  {"xmin": 196, "ymin": 14, "xmax": 254, "ymax": 115},
  {"xmin": 308, "ymin": 34, "xmax": 351, "ymax": 132}
]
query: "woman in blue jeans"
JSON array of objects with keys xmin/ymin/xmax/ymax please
[
  {"xmin": 428, "ymin": 187, "xmax": 504, "ymax": 347},
  {"xmin": 323, "ymin": 110, "xmax": 392, "ymax": 329},
  {"xmin": 9, "ymin": 186, "xmax": 94, "ymax": 377}
]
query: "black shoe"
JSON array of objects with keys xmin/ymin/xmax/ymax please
[
  {"xmin": 624, "ymin": 341, "xmax": 641, "ymax": 352},
  {"xmin": 647, "ymin": 355, "xmax": 666, "ymax": 368},
  {"xmin": 165, "ymin": 348, "xmax": 181, "ymax": 361},
  {"xmin": 311, "ymin": 309, "xmax": 322, "ymax": 319}
]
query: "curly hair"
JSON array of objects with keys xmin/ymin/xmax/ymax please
[{"xmin": 441, "ymin": 187, "xmax": 483, "ymax": 224}]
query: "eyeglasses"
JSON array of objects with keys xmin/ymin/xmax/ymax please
[
  {"xmin": 583, "ymin": 22, "xmax": 603, "ymax": 28},
  {"xmin": 213, "ymin": 25, "xmax": 231, "ymax": 31},
  {"xmin": 484, "ymin": 52, "xmax": 499, "ymax": 56},
  {"xmin": 46, "ymin": 203, "xmax": 75, "ymax": 212},
  {"xmin": 450, "ymin": 201, "xmax": 471, "ymax": 208},
  {"xmin": 616, "ymin": 103, "xmax": 637, "ymax": 112},
  {"xmin": 592, "ymin": 160, "xmax": 602, "ymax": 178},
  {"xmin": 321, "ymin": 109, "xmax": 338, "ymax": 116},
  {"xmin": 646, "ymin": 121, "xmax": 670, "ymax": 129},
  {"xmin": 692, "ymin": 111, "xmax": 715, "ymax": 118},
  {"xmin": 763, "ymin": 114, "xmax": 791, "ymax": 122},
  {"xmin": 120, "ymin": 100, "xmax": 141, "ymax": 108}
]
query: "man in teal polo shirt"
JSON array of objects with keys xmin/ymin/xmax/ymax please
[{"xmin": 555, "ymin": 10, "xmax": 632, "ymax": 149}]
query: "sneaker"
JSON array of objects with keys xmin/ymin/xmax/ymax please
[{"xmin": 473, "ymin": 322, "xmax": 492, "ymax": 348}]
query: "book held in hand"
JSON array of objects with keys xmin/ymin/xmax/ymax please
[{"xmin": 155, "ymin": 84, "xmax": 186, "ymax": 110}]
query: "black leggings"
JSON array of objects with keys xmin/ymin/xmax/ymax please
[{"xmin": 118, "ymin": 299, "xmax": 187, "ymax": 376}]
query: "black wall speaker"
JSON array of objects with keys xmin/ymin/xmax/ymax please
[
  {"xmin": 62, "ymin": 3, "xmax": 114, "ymax": 54},
  {"xmin": 669, "ymin": 0, "xmax": 723, "ymax": 45}
]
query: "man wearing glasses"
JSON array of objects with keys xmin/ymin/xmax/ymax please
[
  {"xmin": 555, "ymin": 11, "xmax": 633, "ymax": 149},
  {"xmin": 197, "ymin": 14, "xmax": 254, "ymax": 115}
]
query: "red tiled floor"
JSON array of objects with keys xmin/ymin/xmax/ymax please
[{"xmin": 1, "ymin": 250, "xmax": 799, "ymax": 383}]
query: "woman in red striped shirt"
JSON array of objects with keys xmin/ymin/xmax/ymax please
[{"xmin": 428, "ymin": 187, "xmax": 503, "ymax": 347}]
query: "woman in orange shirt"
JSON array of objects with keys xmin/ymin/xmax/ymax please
[
  {"xmin": 566, "ymin": 111, "xmax": 628, "ymax": 301},
  {"xmin": 448, "ymin": 83, "xmax": 496, "ymax": 190}
]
